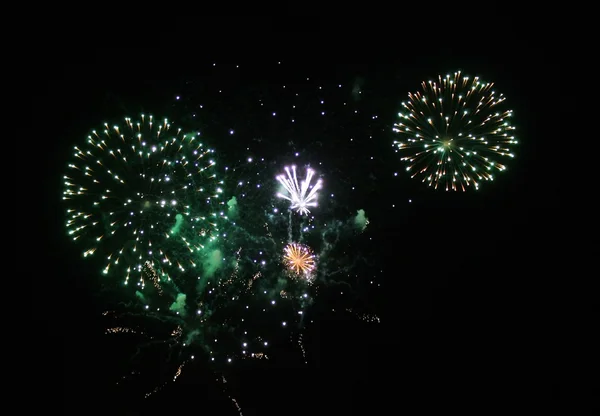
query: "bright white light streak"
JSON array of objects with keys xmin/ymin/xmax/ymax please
[{"xmin": 276, "ymin": 165, "xmax": 322, "ymax": 215}]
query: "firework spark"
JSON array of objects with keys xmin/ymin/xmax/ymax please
[
  {"xmin": 276, "ymin": 165, "xmax": 322, "ymax": 215},
  {"xmin": 392, "ymin": 70, "xmax": 517, "ymax": 191}
]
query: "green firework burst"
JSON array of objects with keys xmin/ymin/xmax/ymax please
[{"xmin": 63, "ymin": 114, "xmax": 226, "ymax": 288}]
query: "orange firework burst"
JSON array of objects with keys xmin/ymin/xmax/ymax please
[{"xmin": 283, "ymin": 243, "xmax": 315, "ymax": 277}]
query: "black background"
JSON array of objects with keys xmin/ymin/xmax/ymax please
[{"xmin": 25, "ymin": 16, "xmax": 561, "ymax": 414}]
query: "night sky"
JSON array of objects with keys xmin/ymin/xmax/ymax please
[{"xmin": 32, "ymin": 18, "xmax": 560, "ymax": 414}]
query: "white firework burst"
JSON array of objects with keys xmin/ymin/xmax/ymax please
[{"xmin": 276, "ymin": 165, "xmax": 322, "ymax": 215}]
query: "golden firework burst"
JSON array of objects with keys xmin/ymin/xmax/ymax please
[{"xmin": 283, "ymin": 243, "xmax": 315, "ymax": 276}]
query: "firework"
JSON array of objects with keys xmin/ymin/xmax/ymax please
[
  {"xmin": 276, "ymin": 165, "xmax": 322, "ymax": 215},
  {"xmin": 392, "ymin": 70, "xmax": 517, "ymax": 191},
  {"xmin": 283, "ymin": 242, "xmax": 316, "ymax": 278},
  {"xmin": 63, "ymin": 114, "xmax": 225, "ymax": 287},
  {"xmin": 87, "ymin": 62, "xmax": 382, "ymax": 410}
]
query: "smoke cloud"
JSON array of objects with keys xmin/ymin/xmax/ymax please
[
  {"xmin": 169, "ymin": 293, "xmax": 187, "ymax": 316},
  {"xmin": 227, "ymin": 197, "xmax": 238, "ymax": 218},
  {"xmin": 170, "ymin": 213, "xmax": 184, "ymax": 235},
  {"xmin": 203, "ymin": 249, "xmax": 223, "ymax": 277},
  {"xmin": 353, "ymin": 209, "xmax": 369, "ymax": 232}
]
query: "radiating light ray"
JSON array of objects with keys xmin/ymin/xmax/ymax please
[
  {"xmin": 346, "ymin": 308, "xmax": 381, "ymax": 323},
  {"xmin": 392, "ymin": 70, "xmax": 517, "ymax": 191},
  {"xmin": 276, "ymin": 165, "xmax": 322, "ymax": 215},
  {"xmin": 144, "ymin": 357, "xmax": 193, "ymax": 399},
  {"xmin": 298, "ymin": 332, "xmax": 307, "ymax": 364},
  {"xmin": 220, "ymin": 375, "xmax": 244, "ymax": 415}
]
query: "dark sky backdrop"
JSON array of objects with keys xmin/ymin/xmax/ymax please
[{"xmin": 31, "ymin": 17, "xmax": 559, "ymax": 414}]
